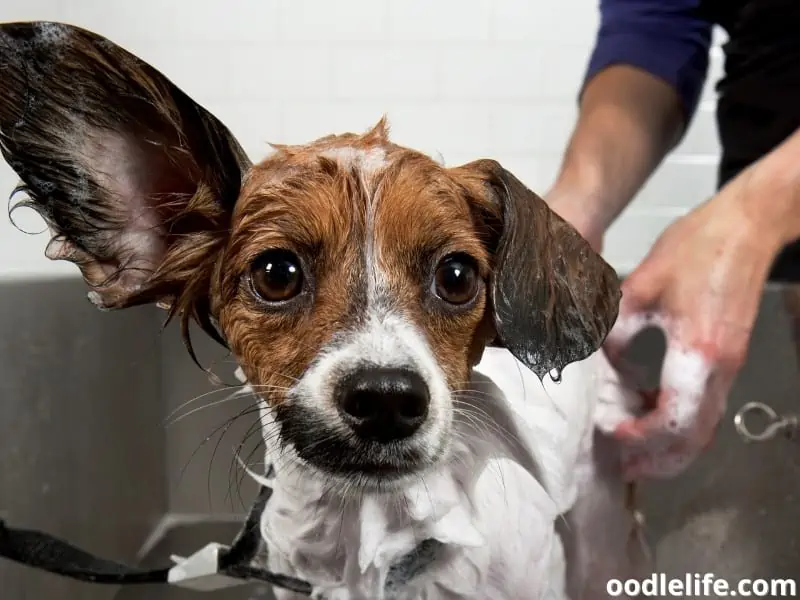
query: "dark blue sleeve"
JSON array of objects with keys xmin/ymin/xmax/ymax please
[{"xmin": 584, "ymin": 0, "xmax": 714, "ymax": 120}]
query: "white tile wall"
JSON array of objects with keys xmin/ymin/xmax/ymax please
[{"xmin": 0, "ymin": 0, "xmax": 725, "ymax": 278}]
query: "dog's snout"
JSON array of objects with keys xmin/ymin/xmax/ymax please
[{"xmin": 335, "ymin": 367, "xmax": 430, "ymax": 442}]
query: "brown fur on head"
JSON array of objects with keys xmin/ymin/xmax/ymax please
[
  {"xmin": 215, "ymin": 124, "xmax": 498, "ymax": 394},
  {"xmin": 0, "ymin": 22, "xmax": 621, "ymax": 482}
]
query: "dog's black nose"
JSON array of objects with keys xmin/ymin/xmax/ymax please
[{"xmin": 335, "ymin": 367, "xmax": 430, "ymax": 442}]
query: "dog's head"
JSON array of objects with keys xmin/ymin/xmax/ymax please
[{"xmin": 0, "ymin": 22, "xmax": 621, "ymax": 485}]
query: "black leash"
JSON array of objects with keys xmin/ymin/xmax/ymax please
[
  {"xmin": 0, "ymin": 485, "xmax": 313, "ymax": 595},
  {"xmin": 0, "ymin": 519, "xmax": 170, "ymax": 584},
  {"xmin": 0, "ymin": 481, "xmax": 443, "ymax": 596}
]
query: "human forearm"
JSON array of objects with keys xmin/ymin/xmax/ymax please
[
  {"xmin": 735, "ymin": 126, "xmax": 800, "ymax": 250},
  {"xmin": 547, "ymin": 65, "xmax": 687, "ymax": 239}
]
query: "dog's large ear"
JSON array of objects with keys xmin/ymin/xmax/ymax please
[
  {"xmin": 0, "ymin": 22, "xmax": 250, "ymax": 322},
  {"xmin": 454, "ymin": 159, "xmax": 621, "ymax": 381}
]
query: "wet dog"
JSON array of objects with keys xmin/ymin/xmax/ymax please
[{"xmin": 0, "ymin": 22, "xmax": 648, "ymax": 599}]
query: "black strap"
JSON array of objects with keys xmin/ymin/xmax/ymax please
[
  {"xmin": 218, "ymin": 480, "xmax": 270, "ymax": 570},
  {"xmin": 0, "ymin": 519, "xmax": 169, "ymax": 584},
  {"xmin": 0, "ymin": 481, "xmax": 441, "ymax": 597},
  {"xmin": 218, "ymin": 481, "xmax": 313, "ymax": 595},
  {"xmin": 0, "ymin": 485, "xmax": 312, "ymax": 595}
]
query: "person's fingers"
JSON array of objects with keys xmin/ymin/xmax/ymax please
[
  {"xmin": 604, "ymin": 261, "xmax": 667, "ymax": 363},
  {"xmin": 612, "ymin": 389, "xmax": 675, "ymax": 442},
  {"xmin": 604, "ymin": 309, "xmax": 668, "ymax": 368},
  {"xmin": 613, "ymin": 341, "xmax": 722, "ymax": 480},
  {"xmin": 659, "ymin": 340, "xmax": 714, "ymax": 411},
  {"xmin": 622, "ymin": 442, "xmax": 697, "ymax": 480},
  {"xmin": 619, "ymin": 254, "xmax": 665, "ymax": 312},
  {"xmin": 620, "ymin": 411, "xmax": 720, "ymax": 481},
  {"xmin": 617, "ymin": 342, "xmax": 712, "ymax": 437}
]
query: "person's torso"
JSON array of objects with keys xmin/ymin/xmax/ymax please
[
  {"xmin": 698, "ymin": 0, "xmax": 800, "ymax": 182},
  {"xmin": 698, "ymin": 0, "xmax": 800, "ymax": 281}
]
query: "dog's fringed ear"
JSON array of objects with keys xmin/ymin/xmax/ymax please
[
  {"xmin": 456, "ymin": 159, "xmax": 621, "ymax": 381},
  {"xmin": 0, "ymin": 22, "xmax": 251, "ymax": 323}
]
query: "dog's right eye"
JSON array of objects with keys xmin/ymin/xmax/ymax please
[
  {"xmin": 249, "ymin": 249, "xmax": 304, "ymax": 303},
  {"xmin": 433, "ymin": 253, "xmax": 480, "ymax": 306}
]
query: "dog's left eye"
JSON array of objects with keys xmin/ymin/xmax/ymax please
[
  {"xmin": 249, "ymin": 249, "xmax": 304, "ymax": 303},
  {"xmin": 433, "ymin": 253, "xmax": 479, "ymax": 305}
]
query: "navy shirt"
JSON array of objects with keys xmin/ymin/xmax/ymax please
[{"xmin": 585, "ymin": 0, "xmax": 713, "ymax": 122}]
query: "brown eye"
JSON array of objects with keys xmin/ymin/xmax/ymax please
[
  {"xmin": 433, "ymin": 254, "xmax": 479, "ymax": 305},
  {"xmin": 249, "ymin": 249, "xmax": 303, "ymax": 303}
]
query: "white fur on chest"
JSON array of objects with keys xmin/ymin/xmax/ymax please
[{"xmin": 252, "ymin": 348, "xmax": 606, "ymax": 600}]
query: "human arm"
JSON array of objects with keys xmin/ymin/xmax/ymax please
[
  {"xmin": 546, "ymin": 0, "xmax": 713, "ymax": 249},
  {"xmin": 737, "ymin": 125, "xmax": 800, "ymax": 249}
]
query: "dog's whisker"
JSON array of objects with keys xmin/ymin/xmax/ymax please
[
  {"xmin": 449, "ymin": 382, "xmax": 498, "ymax": 391},
  {"xmin": 226, "ymin": 417, "xmax": 268, "ymax": 509},
  {"xmin": 165, "ymin": 380, "xmax": 292, "ymax": 429},
  {"xmin": 451, "ymin": 398, "xmax": 523, "ymax": 452},
  {"xmin": 449, "ymin": 417, "xmax": 516, "ymax": 506},
  {"xmin": 164, "ymin": 385, "xmax": 247, "ymax": 425},
  {"xmin": 177, "ymin": 404, "xmax": 263, "ymax": 505},
  {"xmin": 229, "ymin": 430, "xmax": 268, "ymax": 510},
  {"xmin": 449, "ymin": 430, "xmax": 515, "ymax": 507},
  {"xmin": 206, "ymin": 407, "xmax": 268, "ymax": 510},
  {"xmin": 451, "ymin": 393, "xmax": 516, "ymax": 426},
  {"xmin": 168, "ymin": 390, "xmax": 259, "ymax": 427},
  {"xmin": 229, "ymin": 425, "xmax": 297, "ymax": 510},
  {"xmin": 245, "ymin": 381, "xmax": 298, "ymax": 389}
]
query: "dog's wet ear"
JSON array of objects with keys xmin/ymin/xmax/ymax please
[
  {"xmin": 453, "ymin": 159, "xmax": 621, "ymax": 381},
  {"xmin": 0, "ymin": 22, "xmax": 251, "ymax": 318}
]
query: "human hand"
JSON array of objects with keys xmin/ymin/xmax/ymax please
[{"xmin": 604, "ymin": 175, "xmax": 785, "ymax": 480}]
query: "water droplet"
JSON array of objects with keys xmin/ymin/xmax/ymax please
[{"xmin": 549, "ymin": 368, "xmax": 562, "ymax": 383}]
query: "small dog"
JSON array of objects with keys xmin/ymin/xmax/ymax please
[{"xmin": 0, "ymin": 22, "xmax": 650, "ymax": 599}]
